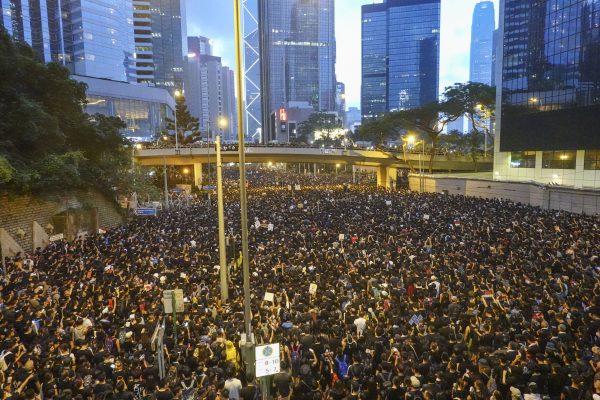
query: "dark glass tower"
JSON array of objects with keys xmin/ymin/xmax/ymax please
[
  {"xmin": 499, "ymin": 0, "xmax": 600, "ymax": 151},
  {"xmin": 150, "ymin": 0, "xmax": 187, "ymax": 91},
  {"xmin": 470, "ymin": 1, "xmax": 495, "ymax": 84},
  {"xmin": 361, "ymin": 0, "xmax": 441, "ymax": 119},
  {"xmin": 1, "ymin": 0, "xmax": 53, "ymax": 63},
  {"xmin": 259, "ymin": 0, "xmax": 336, "ymax": 141}
]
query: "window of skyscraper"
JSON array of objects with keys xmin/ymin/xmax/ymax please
[
  {"xmin": 542, "ymin": 151, "xmax": 577, "ymax": 169},
  {"xmin": 510, "ymin": 151, "xmax": 536, "ymax": 168},
  {"xmin": 584, "ymin": 150, "xmax": 600, "ymax": 170}
]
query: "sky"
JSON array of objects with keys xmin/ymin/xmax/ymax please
[{"xmin": 186, "ymin": 0, "xmax": 500, "ymax": 109}]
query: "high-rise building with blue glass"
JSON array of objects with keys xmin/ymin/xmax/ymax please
[
  {"xmin": 1, "ymin": 0, "xmax": 52, "ymax": 63},
  {"xmin": 259, "ymin": 0, "xmax": 336, "ymax": 142},
  {"xmin": 495, "ymin": 0, "xmax": 600, "ymax": 188},
  {"xmin": 361, "ymin": 0, "xmax": 441, "ymax": 119},
  {"xmin": 470, "ymin": 1, "xmax": 495, "ymax": 85}
]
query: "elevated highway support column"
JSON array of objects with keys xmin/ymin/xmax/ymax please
[
  {"xmin": 377, "ymin": 166, "xmax": 398, "ymax": 190},
  {"xmin": 193, "ymin": 163, "xmax": 203, "ymax": 188}
]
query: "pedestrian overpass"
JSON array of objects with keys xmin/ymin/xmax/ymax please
[{"xmin": 134, "ymin": 145, "xmax": 492, "ymax": 189}]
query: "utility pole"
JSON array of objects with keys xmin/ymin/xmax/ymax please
[
  {"xmin": 233, "ymin": 0, "xmax": 255, "ymax": 377},
  {"xmin": 163, "ymin": 158, "xmax": 169, "ymax": 210},
  {"xmin": 216, "ymin": 135, "xmax": 228, "ymax": 302}
]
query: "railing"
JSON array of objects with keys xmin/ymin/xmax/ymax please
[{"xmin": 140, "ymin": 141, "xmax": 486, "ymax": 158}]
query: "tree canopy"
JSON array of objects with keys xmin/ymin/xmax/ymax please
[
  {"xmin": 163, "ymin": 95, "xmax": 201, "ymax": 144},
  {"xmin": 0, "ymin": 29, "xmax": 150, "ymax": 196}
]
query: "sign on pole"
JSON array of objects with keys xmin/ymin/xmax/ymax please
[
  {"xmin": 135, "ymin": 208, "xmax": 157, "ymax": 217},
  {"xmin": 163, "ymin": 289, "xmax": 184, "ymax": 313},
  {"xmin": 255, "ymin": 343, "xmax": 280, "ymax": 378}
]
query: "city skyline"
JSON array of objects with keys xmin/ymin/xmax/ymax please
[{"xmin": 186, "ymin": 0, "xmax": 500, "ymax": 109}]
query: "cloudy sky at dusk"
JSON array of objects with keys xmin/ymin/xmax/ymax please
[{"xmin": 186, "ymin": 0, "xmax": 500, "ymax": 109}]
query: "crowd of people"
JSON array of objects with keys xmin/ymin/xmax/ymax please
[{"xmin": 2, "ymin": 169, "xmax": 600, "ymax": 400}]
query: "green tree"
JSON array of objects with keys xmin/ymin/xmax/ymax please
[
  {"xmin": 443, "ymin": 82, "xmax": 496, "ymax": 155},
  {"xmin": 296, "ymin": 113, "xmax": 341, "ymax": 145},
  {"xmin": 0, "ymin": 28, "xmax": 147, "ymax": 197},
  {"xmin": 386, "ymin": 101, "xmax": 462, "ymax": 173},
  {"xmin": 163, "ymin": 95, "xmax": 201, "ymax": 144}
]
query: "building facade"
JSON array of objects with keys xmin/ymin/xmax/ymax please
[
  {"xmin": 361, "ymin": 0, "xmax": 441, "ymax": 120},
  {"xmin": 470, "ymin": 1, "xmax": 495, "ymax": 84},
  {"xmin": 242, "ymin": 0, "xmax": 264, "ymax": 142},
  {"xmin": 336, "ymin": 82, "xmax": 346, "ymax": 127},
  {"xmin": 1, "ymin": 0, "xmax": 186, "ymax": 90},
  {"xmin": 73, "ymin": 75, "xmax": 175, "ymax": 141},
  {"xmin": 1, "ymin": 0, "xmax": 52, "ymax": 62},
  {"xmin": 188, "ymin": 35, "xmax": 212, "ymax": 56},
  {"xmin": 260, "ymin": 0, "xmax": 337, "ymax": 143},
  {"xmin": 221, "ymin": 66, "xmax": 238, "ymax": 142},
  {"xmin": 494, "ymin": 0, "xmax": 600, "ymax": 188},
  {"xmin": 149, "ymin": 0, "xmax": 186, "ymax": 91}
]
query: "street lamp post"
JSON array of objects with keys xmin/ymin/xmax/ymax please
[
  {"xmin": 215, "ymin": 134, "xmax": 228, "ymax": 302},
  {"xmin": 174, "ymin": 90, "xmax": 182, "ymax": 150},
  {"xmin": 163, "ymin": 158, "xmax": 169, "ymax": 210},
  {"xmin": 406, "ymin": 135, "xmax": 425, "ymax": 193},
  {"xmin": 233, "ymin": 0, "xmax": 254, "ymax": 375}
]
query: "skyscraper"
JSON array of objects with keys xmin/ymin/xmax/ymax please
[
  {"xmin": 0, "ymin": 0, "xmax": 53, "ymax": 62},
  {"xmin": 470, "ymin": 1, "xmax": 495, "ymax": 85},
  {"xmin": 495, "ymin": 0, "xmax": 600, "ymax": 188},
  {"xmin": 361, "ymin": 0, "xmax": 441, "ymax": 119},
  {"xmin": 221, "ymin": 66, "xmax": 238, "ymax": 141},
  {"xmin": 188, "ymin": 35, "xmax": 212, "ymax": 56},
  {"xmin": 133, "ymin": 0, "xmax": 155, "ymax": 85},
  {"xmin": 242, "ymin": 0, "xmax": 264, "ymax": 142},
  {"xmin": 149, "ymin": 0, "xmax": 187, "ymax": 91},
  {"xmin": 260, "ymin": 0, "xmax": 336, "ymax": 142},
  {"xmin": 336, "ymin": 82, "xmax": 346, "ymax": 127}
]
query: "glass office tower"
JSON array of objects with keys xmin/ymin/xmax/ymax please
[
  {"xmin": 242, "ymin": 0, "xmax": 264, "ymax": 142},
  {"xmin": 470, "ymin": 1, "xmax": 496, "ymax": 85},
  {"xmin": 260, "ymin": 0, "xmax": 336, "ymax": 141},
  {"xmin": 150, "ymin": 0, "xmax": 187, "ymax": 91},
  {"xmin": 495, "ymin": 0, "xmax": 600, "ymax": 188},
  {"xmin": 1, "ymin": 0, "xmax": 52, "ymax": 62},
  {"xmin": 361, "ymin": 0, "xmax": 440, "ymax": 119}
]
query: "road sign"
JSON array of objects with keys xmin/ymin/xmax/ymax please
[
  {"xmin": 163, "ymin": 289, "xmax": 184, "ymax": 313},
  {"xmin": 255, "ymin": 343, "xmax": 280, "ymax": 377},
  {"xmin": 135, "ymin": 208, "xmax": 157, "ymax": 216}
]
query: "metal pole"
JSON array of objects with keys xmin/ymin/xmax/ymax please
[
  {"xmin": 216, "ymin": 135, "xmax": 229, "ymax": 302},
  {"xmin": 163, "ymin": 158, "xmax": 169, "ymax": 210},
  {"xmin": 175, "ymin": 99, "xmax": 179, "ymax": 150},
  {"xmin": 233, "ymin": 0, "xmax": 253, "ymax": 341},
  {"xmin": 171, "ymin": 295, "xmax": 177, "ymax": 345}
]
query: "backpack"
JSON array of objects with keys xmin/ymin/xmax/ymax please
[
  {"xmin": 119, "ymin": 329, "xmax": 127, "ymax": 345},
  {"xmin": 105, "ymin": 336, "xmax": 117, "ymax": 354},
  {"xmin": 291, "ymin": 345, "xmax": 301, "ymax": 366},
  {"xmin": 335, "ymin": 355, "xmax": 349, "ymax": 378},
  {"xmin": 181, "ymin": 379, "xmax": 198, "ymax": 400}
]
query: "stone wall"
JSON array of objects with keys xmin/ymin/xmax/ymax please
[
  {"xmin": 409, "ymin": 175, "xmax": 600, "ymax": 215},
  {"xmin": 0, "ymin": 190, "xmax": 124, "ymax": 252}
]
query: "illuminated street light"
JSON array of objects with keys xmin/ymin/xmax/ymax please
[
  {"xmin": 218, "ymin": 117, "xmax": 228, "ymax": 129},
  {"xmin": 173, "ymin": 90, "xmax": 182, "ymax": 149},
  {"xmin": 183, "ymin": 167, "xmax": 190, "ymax": 174}
]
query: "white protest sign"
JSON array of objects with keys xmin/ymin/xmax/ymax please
[
  {"xmin": 309, "ymin": 283, "xmax": 318, "ymax": 295},
  {"xmin": 385, "ymin": 200, "xmax": 392, "ymax": 206},
  {"xmin": 255, "ymin": 220, "xmax": 261, "ymax": 229},
  {"xmin": 295, "ymin": 184, "xmax": 301, "ymax": 191},
  {"xmin": 338, "ymin": 234, "xmax": 345, "ymax": 241},
  {"xmin": 255, "ymin": 343, "xmax": 280, "ymax": 377},
  {"xmin": 264, "ymin": 292, "xmax": 274, "ymax": 302},
  {"xmin": 423, "ymin": 215, "xmax": 430, "ymax": 220},
  {"xmin": 268, "ymin": 223, "xmax": 274, "ymax": 232}
]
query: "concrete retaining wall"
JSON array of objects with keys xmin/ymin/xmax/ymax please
[
  {"xmin": 409, "ymin": 175, "xmax": 600, "ymax": 215},
  {"xmin": 0, "ymin": 191, "xmax": 124, "ymax": 253}
]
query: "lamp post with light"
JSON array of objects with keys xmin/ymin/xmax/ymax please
[
  {"xmin": 405, "ymin": 135, "xmax": 425, "ymax": 193},
  {"xmin": 174, "ymin": 89, "xmax": 182, "ymax": 150},
  {"xmin": 215, "ymin": 116, "xmax": 229, "ymax": 301}
]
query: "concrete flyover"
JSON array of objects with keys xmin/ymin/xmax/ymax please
[{"xmin": 135, "ymin": 145, "xmax": 492, "ymax": 189}]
